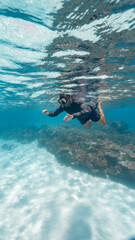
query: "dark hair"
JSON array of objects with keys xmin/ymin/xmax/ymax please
[{"xmin": 59, "ymin": 93, "xmax": 72, "ymax": 100}]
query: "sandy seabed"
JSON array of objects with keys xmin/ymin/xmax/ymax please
[{"xmin": 0, "ymin": 138, "xmax": 135, "ymax": 240}]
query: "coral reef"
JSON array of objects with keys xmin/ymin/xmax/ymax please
[{"xmin": 0, "ymin": 121, "xmax": 135, "ymax": 188}]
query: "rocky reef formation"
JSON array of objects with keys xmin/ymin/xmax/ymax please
[{"xmin": 0, "ymin": 121, "xmax": 135, "ymax": 188}]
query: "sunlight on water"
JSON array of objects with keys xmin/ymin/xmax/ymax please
[
  {"xmin": 0, "ymin": 139, "xmax": 135, "ymax": 240},
  {"xmin": 0, "ymin": 0, "xmax": 135, "ymax": 109}
]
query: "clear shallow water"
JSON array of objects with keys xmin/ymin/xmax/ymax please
[
  {"xmin": 0, "ymin": 0, "xmax": 135, "ymax": 239},
  {"xmin": 0, "ymin": 139, "xmax": 135, "ymax": 240}
]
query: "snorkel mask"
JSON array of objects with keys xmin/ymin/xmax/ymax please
[{"xmin": 58, "ymin": 98, "xmax": 67, "ymax": 105}]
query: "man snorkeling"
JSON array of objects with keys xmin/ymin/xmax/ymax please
[{"xmin": 42, "ymin": 93, "xmax": 106, "ymax": 129}]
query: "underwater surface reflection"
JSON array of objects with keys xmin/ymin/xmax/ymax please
[{"xmin": 0, "ymin": 0, "xmax": 135, "ymax": 109}]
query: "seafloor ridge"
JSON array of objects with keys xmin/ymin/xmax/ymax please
[{"xmin": 0, "ymin": 121, "xmax": 135, "ymax": 188}]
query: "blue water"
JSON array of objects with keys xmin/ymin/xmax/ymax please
[{"xmin": 0, "ymin": 0, "xmax": 135, "ymax": 239}]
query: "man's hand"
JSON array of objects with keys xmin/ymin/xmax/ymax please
[
  {"xmin": 42, "ymin": 109, "xmax": 49, "ymax": 115},
  {"xmin": 64, "ymin": 114, "xmax": 74, "ymax": 123}
]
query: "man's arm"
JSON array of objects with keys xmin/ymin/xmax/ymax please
[{"xmin": 42, "ymin": 105, "xmax": 64, "ymax": 117}]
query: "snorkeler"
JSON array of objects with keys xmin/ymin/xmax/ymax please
[{"xmin": 42, "ymin": 93, "xmax": 106, "ymax": 129}]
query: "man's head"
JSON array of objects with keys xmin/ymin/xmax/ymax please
[{"xmin": 58, "ymin": 93, "xmax": 73, "ymax": 107}]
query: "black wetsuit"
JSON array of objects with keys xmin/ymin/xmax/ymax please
[{"xmin": 48, "ymin": 97, "xmax": 100, "ymax": 125}]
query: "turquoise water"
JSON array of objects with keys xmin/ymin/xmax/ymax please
[{"xmin": 0, "ymin": 0, "xmax": 135, "ymax": 239}]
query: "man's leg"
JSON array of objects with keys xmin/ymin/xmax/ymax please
[
  {"xmin": 96, "ymin": 102, "xmax": 106, "ymax": 126},
  {"xmin": 83, "ymin": 120, "xmax": 92, "ymax": 129}
]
